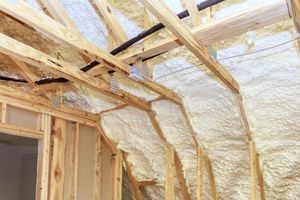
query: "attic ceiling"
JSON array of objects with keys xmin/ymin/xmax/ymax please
[{"xmin": 0, "ymin": 0, "xmax": 300, "ymax": 199}]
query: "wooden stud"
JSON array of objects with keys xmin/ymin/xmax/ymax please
[
  {"xmin": 1, "ymin": 102, "xmax": 7, "ymax": 123},
  {"xmin": 138, "ymin": 180, "xmax": 157, "ymax": 187},
  {"xmin": 120, "ymin": 0, "xmax": 288, "ymax": 64},
  {"xmin": 183, "ymin": 0, "xmax": 200, "ymax": 26},
  {"xmin": 70, "ymin": 123, "xmax": 79, "ymax": 200},
  {"xmin": 197, "ymin": 147, "xmax": 204, "ymax": 200},
  {"xmin": 95, "ymin": 127, "xmax": 102, "ymax": 200},
  {"xmin": 40, "ymin": 114, "xmax": 51, "ymax": 200},
  {"xmin": 166, "ymin": 146, "xmax": 175, "ymax": 200},
  {"xmin": 113, "ymin": 150, "xmax": 123, "ymax": 200},
  {"xmin": 123, "ymin": 152, "xmax": 143, "ymax": 200},
  {"xmin": 249, "ymin": 141, "xmax": 257, "ymax": 200},
  {"xmin": 204, "ymin": 154, "xmax": 218, "ymax": 200},
  {"xmin": 235, "ymin": 93, "xmax": 252, "ymax": 141},
  {"xmin": 174, "ymin": 152, "xmax": 192, "ymax": 200},
  {"xmin": 0, "ymin": 1, "xmax": 181, "ymax": 104},
  {"xmin": 256, "ymin": 153, "xmax": 266, "ymax": 200},
  {"xmin": 49, "ymin": 117, "xmax": 67, "ymax": 200}
]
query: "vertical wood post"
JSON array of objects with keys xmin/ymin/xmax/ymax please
[
  {"xmin": 256, "ymin": 153, "xmax": 266, "ymax": 200},
  {"xmin": 70, "ymin": 122, "xmax": 79, "ymax": 200},
  {"xmin": 249, "ymin": 141, "xmax": 257, "ymax": 200},
  {"xmin": 113, "ymin": 150, "xmax": 123, "ymax": 200},
  {"xmin": 197, "ymin": 147, "xmax": 204, "ymax": 200},
  {"xmin": 49, "ymin": 117, "xmax": 67, "ymax": 200},
  {"xmin": 166, "ymin": 146, "xmax": 175, "ymax": 200},
  {"xmin": 1, "ymin": 103, "xmax": 7, "ymax": 123}
]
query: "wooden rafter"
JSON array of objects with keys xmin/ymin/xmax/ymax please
[
  {"xmin": 140, "ymin": 0, "xmax": 239, "ymax": 93},
  {"xmin": 166, "ymin": 146, "xmax": 175, "ymax": 200},
  {"xmin": 256, "ymin": 153, "xmax": 266, "ymax": 200},
  {"xmin": 0, "ymin": 33, "xmax": 151, "ymax": 111},
  {"xmin": 182, "ymin": 0, "xmax": 200, "ymax": 27},
  {"xmin": 121, "ymin": 0, "xmax": 288, "ymax": 64},
  {"xmin": 203, "ymin": 154, "xmax": 218, "ymax": 200},
  {"xmin": 89, "ymin": 0, "xmax": 128, "ymax": 43},
  {"xmin": 0, "ymin": 1, "xmax": 181, "ymax": 104},
  {"xmin": 288, "ymin": 0, "xmax": 300, "ymax": 33}
]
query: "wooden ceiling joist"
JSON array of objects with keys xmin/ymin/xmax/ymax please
[
  {"xmin": 141, "ymin": 0, "xmax": 239, "ymax": 93},
  {"xmin": 88, "ymin": 0, "xmax": 128, "ymax": 43},
  {"xmin": 121, "ymin": 0, "xmax": 288, "ymax": 64},
  {"xmin": 0, "ymin": 1, "xmax": 181, "ymax": 105},
  {"xmin": 182, "ymin": 0, "xmax": 201, "ymax": 27},
  {"xmin": 0, "ymin": 33, "xmax": 150, "ymax": 111},
  {"xmin": 288, "ymin": 0, "xmax": 300, "ymax": 33}
]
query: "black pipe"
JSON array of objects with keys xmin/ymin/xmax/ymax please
[{"xmin": 0, "ymin": 0, "xmax": 224, "ymax": 85}]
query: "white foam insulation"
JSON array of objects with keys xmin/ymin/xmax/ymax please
[{"xmin": 4, "ymin": 0, "xmax": 300, "ymax": 199}]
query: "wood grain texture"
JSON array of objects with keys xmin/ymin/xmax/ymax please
[
  {"xmin": 49, "ymin": 117, "xmax": 67, "ymax": 200},
  {"xmin": 166, "ymin": 146, "xmax": 175, "ymax": 200},
  {"xmin": 141, "ymin": 0, "xmax": 239, "ymax": 93}
]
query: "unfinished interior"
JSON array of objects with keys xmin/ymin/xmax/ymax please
[{"xmin": 0, "ymin": 0, "xmax": 299, "ymax": 199}]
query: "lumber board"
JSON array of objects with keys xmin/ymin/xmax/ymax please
[
  {"xmin": 183, "ymin": 0, "xmax": 200, "ymax": 26},
  {"xmin": 0, "ymin": 33, "xmax": 150, "ymax": 111},
  {"xmin": 175, "ymin": 152, "xmax": 192, "ymax": 200},
  {"xmin": 123, "ymin": 152, "xmax": 143, "ymax": 200},
  {"xmin": 197, "ymin": 147, "xmax": 204, "ymax": 200},
  {"xmin": 113, "ymin": 150, "xmax": 123, "ymax": 200},
  {"xmin": 204, "ymin": 154, "xmax": 218, "ymax": 200},
  {"xmin": 120, "ymin": 0, "xmax": 288, "ymax": 64},
  {"xmin": 249, "ymin": 141, "xmax": 257, "ymax": 200},
  {"xmin": 166, "ymin": 146, "xmax": 175, "ymax": 200},
  {"xmin": 288, "ymin": 0, "xmax": 300, "ymax": 33},
  {"xmin": 256, "ymin": 153, "xmax": 266, "ymax": 200},
  {"xmin": 0, "ymin": 84, "xmax": 97, "ymax": 126},
  {"xmin": 49, "ymin": 118, "xmax": 67, "ymax": 200},
  {"xmin": 0, "ymin": 103, "xmax": 7, "ymax": 123},
  {"xmin": 141, "ymin": 0, "xmax": 239, "ymax": 93},
  {"xmin": 0, "ymin": 1, "xmax": 181, "ymax": 104},
  {"xmin": 0, "ymin": 122, "xmax": 43, "ymax": 139},
  {"xmin": 89, "ymin": 0, "xmax": 128, "ymax": 43},
  {"xmin": 70, "ymin": 123, "xmax": 79, "ymax": 200}
]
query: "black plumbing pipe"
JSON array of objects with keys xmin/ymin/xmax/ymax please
[{"xmin": 0, "ymin": 0, "xmax": 224, "ymax": 85}]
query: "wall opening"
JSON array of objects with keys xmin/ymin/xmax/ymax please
[{"xmin": 0, "ymin": 133, "xmax": 38, "ymax": 200}]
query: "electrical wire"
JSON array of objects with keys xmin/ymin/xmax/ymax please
[{"xmin": 154, "ymin": 36, "xmax": 300, "ymax": 81}]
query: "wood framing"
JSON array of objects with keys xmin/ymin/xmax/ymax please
[
  {"xmin": 288, "ymin": 0, "xmax": 300, "ymax": 33},
  {"xmin": 0, "ymin": 122, "xmax": 43, "ymax": 139},
  {"xmin": 256, "ymin": 153, "xmax": 266, "ymax": 200},
  {"xmin": 0, "ymin": 102, "xmax": 7, "ymax": 123},
  {"xmin": 89, "ymin": 0, "xmax": 128, "ymax": 43},
  {"xmin": 0, "ymin": 84, "xmax": 96, "ymax": 126},
  {"xmin": 49, "ymin": 117, "xmax": 67, "ymax": 200},
  {"xmin": 249, "ymin": 141, "xmax": 257, "ymax": 200},
  {"xmin": 113, "ymin": 150, "xmax": 123, "ymax": 200},
  {"xmin": 70, "ymin": 123, "xmax": 79, "ymax": 200},
  {"xmin": 141, "ymin": 0, "xmax": 239, "ymax": 93},
  {"xmin": 123, "ymin": 152, "xmax": 143, "ymax": 200},
  {"xmin": 166, "ymin": 146, "xmax": 175, "ymax": 200},
  {"xmin": 0, "ymin": 33, "xmax": 151, "ymax": 111},
  {"xmin": 0, "ymin": 1, "xmax": 181, "ymax": 104},
  {"xmin": 121, "ymin": 0, "xmax": 288, "ymax": 64},
  {"xmin": 197, "ymin": 147, "xmax": 204, "ymax": 200},
  {"xmin": 183, "ymin": 0, "xmax": 200, "ymax": 26},
  {"xmin": 204, "ymin": 154, "xmax": 218, "ymax": 200}
]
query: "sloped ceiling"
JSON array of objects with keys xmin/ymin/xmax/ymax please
[{"xmin": 3, "ymin": 0, "xmax": 300, "ymax": 199}]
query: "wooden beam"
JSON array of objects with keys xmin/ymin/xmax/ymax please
[
  {"xmin": 0, "ymin": 85, "xmax": 97, "ymax": 126},
  {"xmin": 0, "ymin": 122, "xmax": 43, "ymax": 139},
  {"xmin": 49, "ymin": 117, "xmax": 67, "ymax": 200},
  {"xmin": 197, "ymin": 147, "xmax": 204, "ymax": 200},
  {"xmin": 138, "ymin": 180, "xmax": 157, "ymax": 187},
  {"xmin": 70, "ymin": 122, "xmax": 79, "ymax": 200},
  {"xmin": 0, "ymin": 103, "xmax": 7, "ymax": 123},
  {"xmin": 95, "ymin": 127, "xmax": 102, "ymax": 199},
  {"xmin": 89, "ymin": 0, "xmax": 128, "ymax": 43},
  {"xmin": 123, "ymin": 152, "xmax": 143, "ymax": 200},
  {"xmin": 174, "ymin": 152, "xmax": 192, "ymax": 200},
  {"xmin": 40, "ymin": 114, "xmax": 51, "ymax": 200},
  {"xmin": 256, "ymin": 153, "xmax": 266, "ymax": 200},
  {"xmin": 288, "ymin": 0, "xmax": 300, "ymax": 33},
  {"xmin": 249, "ymin": 141, "xmax": 257, "ymax": 200},
  {"xmin": 203, "ymin": 154, "xmax": 218, "ymax": 200},
  {"xmin": 0, "ymin": 1, "xmax": 181, "ymax": 104},
  {"xmin": 37, "ymin": 0, "xmax": 92, "ymax": 63},
  {"xmin": 166, "ymin": 146, "xmax": 175, "ymax": 200},
  {"xmin": 147, "ymin": 110, "xmax": 168, "ymax": 144},
  {"xmin": 0, "ymin": 33, "xmax": 150, "ymax": 111},
  {"xmin": 95, "ymin": 122, "xmax": 118, "ymax": 154},
  {"xmin": 141, "ymin": 0, "xmax": 239, "ymax": 93},
  {"xmin": 235, "ymin": 94, "xmax": 252, "ymax": 141},
  {"xmin": 183, "ymin": 0, "xmax": 200, "ymax": 26},
  {"xmin": 120, "ymin": 0, "xmax": 288, "ymax": 64},
  {"xmin": 113, "ymin": 150, "xmax": 123, "ymax": 200}
]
